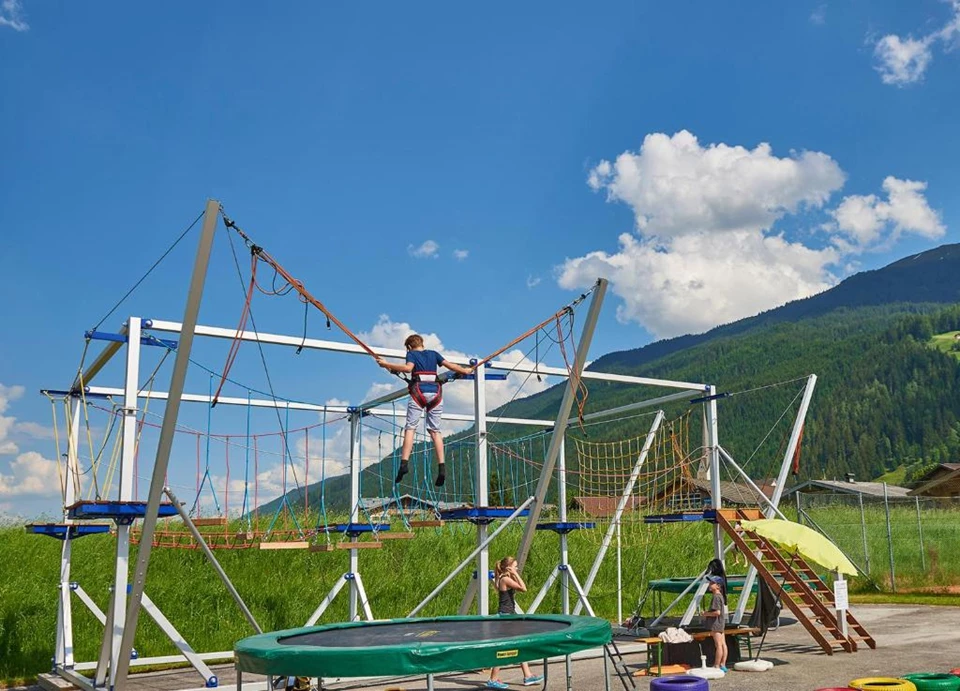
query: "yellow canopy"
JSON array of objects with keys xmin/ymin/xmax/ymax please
[{"xmin": 740, "ymin": 518, "xmax": 857, "ymax": 576}]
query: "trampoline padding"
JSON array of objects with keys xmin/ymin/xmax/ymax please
[{"xmin": 235, "ymin": 614, "xmax": 612, "ymax": 677}]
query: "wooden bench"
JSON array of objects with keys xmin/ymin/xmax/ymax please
[{"xmin": 634, "ymin": 627, "xmax": 761, "ymax": 676}]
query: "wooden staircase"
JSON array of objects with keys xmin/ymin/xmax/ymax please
[{"xmin": 715, "ymin": 508, "xmax": 876, "ymax": 655}]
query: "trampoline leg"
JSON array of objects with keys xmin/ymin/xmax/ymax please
[
  {"xmin": 542, "ymin": 658, "xmax": 549, "ymax": 690},
  {"xmin": 426, "ymin": 673, "xmax": 434, "ymax": 691},
  {"xmin": 235, "ymin": 667, "xmax": 240, "ymax": 691},
  {"xmin": 602, "ymin": 648, "xmax": 610, "ymax": 691}
]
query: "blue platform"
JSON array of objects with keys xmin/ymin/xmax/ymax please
[
  {"xmin": 26, "ymin": 523, "xmax": 112, "ymax": 540},
  {"xmin": 323, "ymin": 523, "xmax": 390, "ymax": 536},
  {"xmin": 439, "ymin": 507, "xmax": 531, "ymax": 523},
  {"xmin": 536, "ymin": 522, "xmax": 596, "ymax": 533},
  {"xmin": 67, "ymin": 501, "xmax": 179, "ymax": 524},
  {"xmin": 643, "ymin": 512, "xmax": 707, "ymax": 524}
]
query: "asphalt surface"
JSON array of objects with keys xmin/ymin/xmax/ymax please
[{"xmin": 31, "ymin": 604, "xmax": 960, "ymax": 691}]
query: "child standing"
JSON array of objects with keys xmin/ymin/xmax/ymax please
[
  {"xmin": 487, "ymin": 556, "xmax": 544, "ymax": 689},
  {"xmin": 376, "ymin": 334, "xmax": 473, "ymax": 487},
  {"xmin": 702, "ymin": 576, "xmax": 728, "ymax": 672}
]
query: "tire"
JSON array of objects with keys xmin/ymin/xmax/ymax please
[
  {"xmin": 901, "ymin": 674, "xmax": 960, "ymax": 691},
  {"xmin": 650, "ymin": 675, "xmax": 710, "ymax": 691},
  {"xmin": 849, "ymin": 679, "xmax": 918, "ymax": 691}
]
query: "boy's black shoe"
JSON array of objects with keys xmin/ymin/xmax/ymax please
[
  {"xmin": 394, "ymin": 461, "xmax": 409, "ymax": 484},
  {"xmin": 434, "ymin": 467, "xmax": 446, "ymax": 487}
]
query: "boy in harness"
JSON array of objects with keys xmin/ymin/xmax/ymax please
[{"xmin": 377, "ymin": 334, "xmax": 474, "ymax": 487}]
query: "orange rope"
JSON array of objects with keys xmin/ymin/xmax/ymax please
[
  {"xmin": 221, "ymin": 212, "xmax": 380, "ymax": 359},
  {"xmin": 472, "ymin": 284, "xmax": 595, "ymax": 369}
]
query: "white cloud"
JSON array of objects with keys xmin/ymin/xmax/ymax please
[
  {"xmin": 0, "ymin": 384, "xmax": 25, "ymax": 455},
  {"xmin": 14, "ymin": 421, "xmax": 56, "ymax": 440},
  {"xmin": 873, "ymin": 0, "xmax": 960, "ymax": 85},
  {"xmin": 874, "ymin": 35, "xmax": 934, "ymax": 85},
  {"xmin": 559, "ymin": 231, "xmax": 838, "ymax": 338},
  {"xmin": 0, "ymin": 451, "xmax": 61, "ymax": 497},
  {"xmin": 587, "ymin": 131, "xmax": 845, "ymax": 238},
  {"xmin": 0, "ymin": 0, "xmax": 28, "ymax": 31},
  {"xmin": 810, "ymin": 4, "xmax": 826, "ymax": 25},
  {"xmin": 526, "ymin": 275, "xmax": 541, "ymax": 288},
  {"xmin": 408, "ymin": 240, "xmax": 440, "ymax": 259},
  {"xmin": 562, "ymin": 131, "xmax": 944, "ymax": 338},
  {"xmin": 453, "ymin": 249, "xmax": 469, "ymax": 261},
  {"xmin": 830, "ymin": 177, "xmax": 945, "ymax": 247}
]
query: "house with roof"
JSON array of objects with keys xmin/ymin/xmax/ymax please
[
  {"xmin": 908, "ymin": 463, "xmax": 960, "ymax": 499},
  {"xmin": 782, "ymin": 475, "xmax": 912, "ymax": 500},
  {"xmin": 657, "ymin": 477, "xmax": 771, "ymax": 510}
]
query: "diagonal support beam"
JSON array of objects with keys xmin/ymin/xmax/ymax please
[
  {"xmin": 114, "ymin": 200, "xmax": 220, "ymax": 690},
  {"xmin": 515, "ymin": 279, "xmax": 607, "ymax": 571}
]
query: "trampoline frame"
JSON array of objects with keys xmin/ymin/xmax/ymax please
[{"xmin": 234, "ymin": 614, "xmax": 613, "ymax": 691}]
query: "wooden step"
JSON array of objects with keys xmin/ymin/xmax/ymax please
[
  {"xmin": 309, "ymin": 543, "xmax": 336, "ymax": 552},
  {"xmin": 192, "ymin": 517, "xmax": 228, "ymax": 527},
  {"xmin": 377, "ymin": 532, "xmax": 416, "ymax": 540},
  {"xmin": 259, "ymin": 541, "xmax": 311, "ymax": 550},
  {"xmin": 336, "ymin": 541, "xmax": 382, "ymax": 550},
  {"xmin": 408, "ymin": 520, "xmax": 444, "ymax": 528}
]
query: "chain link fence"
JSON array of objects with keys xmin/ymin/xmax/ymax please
[{"xmin": 793, "ymin": 489, "xmax": 960, "ymax": 592}]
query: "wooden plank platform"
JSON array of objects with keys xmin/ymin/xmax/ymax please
[
  {"xmin": 377, "ymin": 532, "xmax": 416, "ymax": 540},
  {"xmin": 409, "ymin": 520, "xmax": 444, "ymax": 528},
  {"xmin": 258, "ymin": 541, "xmax": 310, "ymax": 550},
  {"xmin": 336, "ymin": 541, "xmax": 383, "ymax": 550},
  {"xmin": 309, "ymin": 543, "xmax": 336, "ymax": 552},
  {"xmin": 192, "ymin": 517, "xmax": 228, "ymax": 527}
]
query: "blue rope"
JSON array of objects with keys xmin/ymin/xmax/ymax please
[
  {"xmin": 314, "ymin": 410, "xmax": 331, "ymax": 540},
  {"xmin": 191, "ymin": 375, "xmax": 222, "ymax": 516},
  {"xmin": 241, "ymin": 390, "xmax": 252, "ymax": 531}
]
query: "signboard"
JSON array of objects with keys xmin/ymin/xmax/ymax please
[{"xmin": 834, "ymin": 579, "xmax": 849, "ymax": 610}]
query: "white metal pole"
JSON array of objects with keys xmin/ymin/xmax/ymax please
[
  {"xmin": 348, "ymin": 412, "xmax": 361, "ymax": 621},
  {"xmin": 109, "ymin": 317, "xmax": 141, "ymax": 687},
  {"xmin": 705, "ymin": 387, "xmax": 722, "ymax": 561},
  {"xmin": 574, "ymin": 410, "xmax": 664, "ymax": 613},
  {"xmin": 57, "ymin": 400, "xmax": 82, "ymax": 670},
  {"xmin": 558, "ymin": 438, "xmax": 572, "ymax": 691},
  {"xmin": 114, "ymin": 199, "xmax": 219, "ymax": 690},
  {"xmin": 616, "ymin": 521, "xmax": 622, "ymax": 624},
  {"xmin": 516, "ymin": 279, "xmax": 607, "ymax": 571},
  {"xmin": 733, "ymin": 374, "xmax": 817, "ymax": 623},
  {"xmin": 558, "ymin": 438, "xmax": 571, "ymax": 612},
  {"xmin": 474, "ymin": 363, "xmax": 490, "ymax": 616}
]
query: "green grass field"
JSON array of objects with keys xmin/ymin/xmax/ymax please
[
  {"xmin": 3, "ymin": 505, "xmax": 960, "ymax": 685},
  {"xmin": 929, "ymin": 330, "xmax": 960, "ymax": 361}
]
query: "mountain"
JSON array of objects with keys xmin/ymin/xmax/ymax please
[
  {"xmin": 590, "ymin": 242, "xmax": 960, "ymax": 374},
  {"xmin": 257, "ymin": 244, "xmax": 960, "ymax": 516}
]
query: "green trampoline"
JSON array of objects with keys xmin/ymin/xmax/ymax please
[
  {"xmin": 649, "ymin": 575, "xmax": 794, "ymax": 594},
  {"xmin": 235, "ymin": 614, "xmax": 611, "ymax": 679},
  {"xmin": 651, "ymin": 575, "xmax": 756, "ymax": 594}
]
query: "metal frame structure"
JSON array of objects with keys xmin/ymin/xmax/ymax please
[{"xmin": 40, "ymin": 200, "xmax": 808, "ymax": 691}]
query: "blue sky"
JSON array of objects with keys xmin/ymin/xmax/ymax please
[{"xmin": 1, "ymin": 1, "xmax": 957, "ymax": 518}]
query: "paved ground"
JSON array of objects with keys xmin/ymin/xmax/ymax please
[{"xmin": 34, "ymin": 604, "xmax": 960, "ymax": 691}]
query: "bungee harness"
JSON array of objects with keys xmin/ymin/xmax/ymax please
[{"xmin": 408, "ymin": 371, "xmax": 442, "ymax": 410}]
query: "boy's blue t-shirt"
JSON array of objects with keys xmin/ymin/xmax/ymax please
[{"xmin": 406, "ymin": 349, "xmax": 445, "ymax": 393}]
